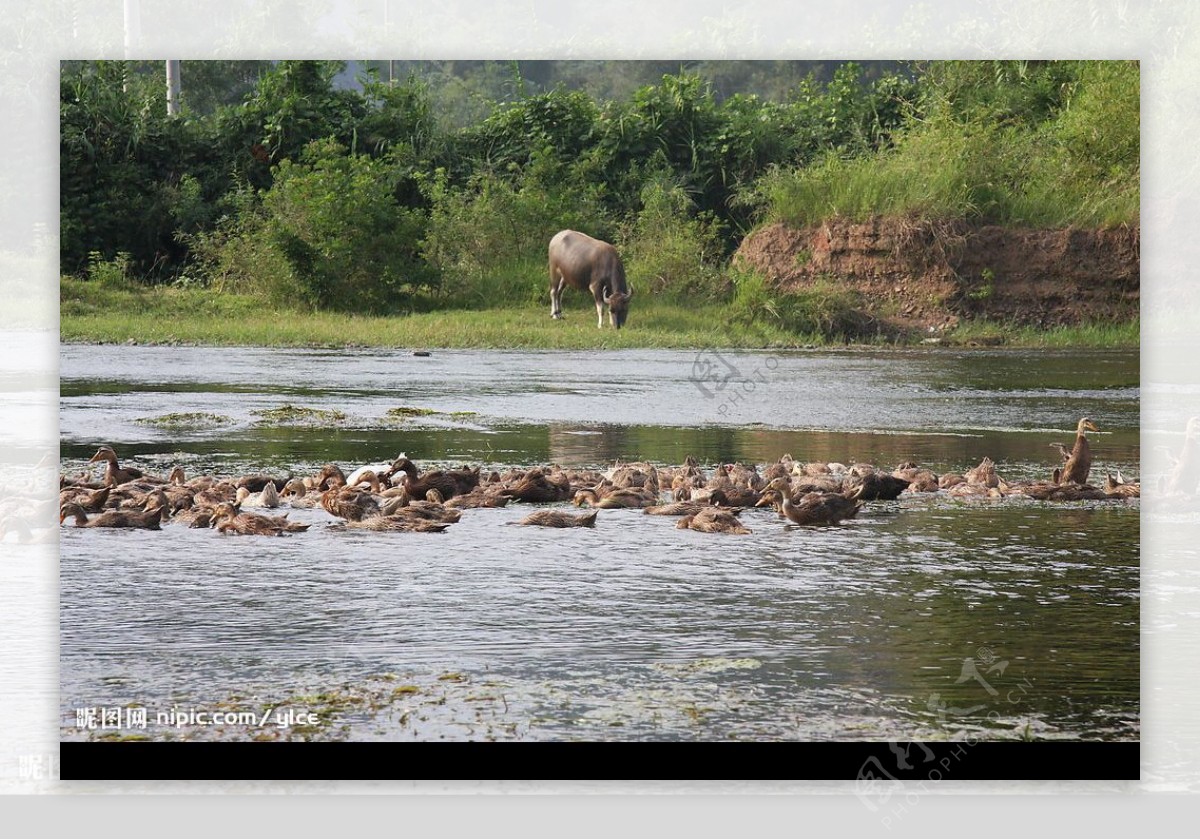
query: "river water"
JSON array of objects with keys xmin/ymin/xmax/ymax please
[{"xmin": 59, "ymin": 345, "xmax": 1139, "ymax": 742}]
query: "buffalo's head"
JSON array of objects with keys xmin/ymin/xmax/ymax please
[{"xmin": 603, "ymin": 285, "xmax": 634, "ymax": 329}]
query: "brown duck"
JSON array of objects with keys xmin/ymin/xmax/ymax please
[
  {"xmin": 962, "ymin": 457, "xmax": 1002, "ymax": 488},
  {"xmin": 170, "ymin": 505, "xmax": 220, "ymax": 528},
  {"xmin": 1007, "ymin": 481, "xmax": 1106, "ymax": 501},
  {"xmin": 644, "ymin": 490, "xmax": 733, "ymax": 516},
  {"xmin": 893, "ymin": 462, "xmax": 939, "ymax": 493},
  {"xmin": 692, "ymin": 464, "xmax": 760, "ymax": 505},
  {"xmin": 670, "ymin": 469, "xmax": 706, "ymax": 501},
  {"xmin": 938, "ymin": 473, "xmax": 966, "ymax": 490},
  {"xmin": 236, "ymin": 474, "xmax": 287, "ymax": 494},
  {"xmin": 444, "ymin": 486, "xmax": 512, "ymax": 508},
  {"xmin": 60, "ymin": 502, "xmax": 163, "ymax": 530},
  {"xmin": 1104, "ymin": 471, "xmax": 1140, "ymax": 499},
  {"xmin": 762, "ymin": 460, "xmax": 792, "ymax": 483},
  {"xmin": 606, "ymin": 462, "xmax": 660, "ymax": 491},
  {"xmin": 330, "ymin": 516, "xmax": 452, "ymax": 533},
  {"xmin": 675, "ymin": 507, "xmax": 751, "ymax": 535},
  {"xmin": 211, "ymin": 502, "xmax": 309, "ymax": 535},
  {"xmin": 379, "ymin": 489, "xmax": 462, "ymax": 523},
  {"xmin": 321, "ymin": 487, "xmax": 381, "ymax": 522},
  {"xmin": 945, "ymin": 482, "xmax": 1005, "ymax": 499},
  {"xmin": 389, "ymin": 457, "xmax": 479, "ymax": 499},
  {"xmin": 572, "ymin": 486, "xmax": 658, "ymax": 509},
  {"xmin": 517, "ymin": 509, "xmax": 598, "ymax": 528},
  {"xmin": 756, "ymin": 484, "xmax": 864, "ymax": 526},
  {"xmin": 87, "ymin": 446, "xmax": 149, "ymax": 487},
  {"xmin": 842, "ymin": 470, "xmax": 909, "ymax": 501},
  {"xmin": 1056, "ymin": 418, "xmax": 1099, "ymax": 485},
  {"xmin": 506, "ymin": 468, "xmax": 573, "ymax": 503},
  {"xmin": 311, "ymin": 463, "xmax": 347, "ymax": 491},
  {"xmin": 193, "ymin": 481, "xmax": 239, "ymax": 508},
  {"xmin": 58, "ymin": 485, "xmax": 111, "ymax": 512}
]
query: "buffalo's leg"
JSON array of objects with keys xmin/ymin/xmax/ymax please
[
  {"xmin": 550, "ymin": 274, "xmax": 565, "ymax": 319},
  {"xmin": 595, "ymin": 298, "xmax": 605, "ymax": 328}
]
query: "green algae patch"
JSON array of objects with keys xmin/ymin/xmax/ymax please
[
  {"xmin": 380, "ymin": 407, "xmax": 484, "ymax": 428},
  {"xmin": 252, "ymin": 404, "xmax": 347, "ymax": 426},
  {"xmin": 386, "ymin": 406, "xmax": 438, "ymax": 418},
  {"xmin": 653, "ymin": 657, "xmax": 763, "ymax": 675},
  {"xmin": 134, "ymin": 411, "xmax": 234, "ymax": 430}
]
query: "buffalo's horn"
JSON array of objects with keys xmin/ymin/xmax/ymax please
[
  {"xmin": 603, "ymin": 288, "xmax": 611, "ymax": 304},
  {"xmin": 626, "ymin": 284, "xmax": 634, "ymax": 300}
]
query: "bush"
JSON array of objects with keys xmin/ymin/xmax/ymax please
[
  {"xmin": 259, "ymin": 140, "xmax": 435, "ymax": 313},
  {"xmin": 179, "ymin": 191, "xmax": 296, "ymax": 301},
  {"xmin": 731, "ymin": 268, "xmax": 871, "ymax": 339},
  {"xmin": 186, "ymin": 141, "xmax": 434, "ymax": 312},
  {"xmin": 618, "ymin": 168, "xmax": 728, "ymax": 303},
  {"xmin": 86, "ymin": 251, "xmax": 137, "ymax": 289}
]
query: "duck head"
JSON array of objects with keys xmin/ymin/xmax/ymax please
[{"xmin": 88, "ymin": 446, "xmax": 118, "ymax": 465}]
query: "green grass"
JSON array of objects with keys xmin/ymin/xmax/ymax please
[
  {"xmin": 945, "ymin": 318, "xmax": 1140, "ymax": 349},
  {"xmin": 761, "ymin": 135, "xmax": 983, "ymax": 226},
  {"xmin": 60, "ymin": 277, "xmax": 1138, "ymax": 350},
  {"xmin": 762, "ymin": 139, "xmax": 1140, "ymax": 229},
  {"xmin": 60, "ymin": 277, "xmax": 810, "ymax": 349}
]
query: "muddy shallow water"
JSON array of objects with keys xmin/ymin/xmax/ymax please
[{"xmin": 59, "ymin": 345, "xmax": 1139, "ymax": 742}]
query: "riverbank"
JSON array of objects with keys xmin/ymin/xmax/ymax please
[
  {"xmin": 735, "ymin": 219, "xmax": 1140, "ymax": 335},
  {"xmin": 60, "ymin": 278, "xmax": 1137, "ymax": 350}
]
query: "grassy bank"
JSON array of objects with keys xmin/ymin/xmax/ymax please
[
  {"xmin": 944, "ymin": 319, "xmax": 1139, "ymax": 349},
  {"xmin": 61, "ymin": 277, "xmax": 1137, "ymax": 350},
  {"xmin": 61, "ymin": 277, "xmax": 816, "ymax": 349}
]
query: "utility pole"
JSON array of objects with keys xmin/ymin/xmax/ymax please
[
  {"xmin": 123, "ymin": 0, "xmax": 139, "ymax": 59},
  {"xmin": 166, "ymin": 60, "xmax": 182, "ymax": 115},
  {"xmin": 385, "ymin": 0, "xmax": 395, "ymax": 86},
  {"xmin": 122, "ymin": 0, "xmax": 139, "ymax": 92}
]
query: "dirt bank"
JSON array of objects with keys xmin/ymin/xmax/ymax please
[{"xmin": 734, "ymin": 218, "xmax": 1140, "ymax": 334}]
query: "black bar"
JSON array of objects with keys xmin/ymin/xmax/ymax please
[{"xmin": 60, "ymin": 741, "xmax": 1139, "ymax": 782}]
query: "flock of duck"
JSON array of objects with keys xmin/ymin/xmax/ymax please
[{"xmin": 59, "ymin": 418, "xmax": 1139, "ymax": 537}]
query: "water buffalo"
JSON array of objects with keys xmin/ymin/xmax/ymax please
[{"xmin": 548, "ymin": 229, "xmax": 634, "ymax": 328}]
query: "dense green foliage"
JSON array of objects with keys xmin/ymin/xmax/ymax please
[
  {"xmin": 757, "ymin": 60, "xmax": 1140, "ymax": 228},
  {"xmin": 61, "ymin": 59, "xmax": 1138, "ymax": 334}
]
